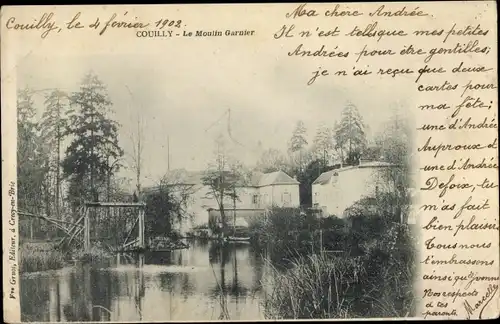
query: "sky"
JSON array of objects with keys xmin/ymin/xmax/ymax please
[{"xmin": 17, "ymin": 50, "xmax": 408, "ymax": 189}]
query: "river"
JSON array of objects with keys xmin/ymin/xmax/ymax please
[{"xmin": 21, "ymin": 240, "xmax": 273, "ymax": 321}]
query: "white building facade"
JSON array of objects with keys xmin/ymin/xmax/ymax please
[
  {"xmin": 312, "ymin": 161, "xmax": 396, "ymax": 218},
  {"xmin": 144, "ymin": 170, "xmax": 300, "ymax": 233}
]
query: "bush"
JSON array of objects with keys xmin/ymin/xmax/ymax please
[
  {"xmin": 263, "ymin": 221, "xmax": 416, "ymax": 319},
  {"xmin": 248, "ymin": 208, "xmax": 349, "ymax": 263},
  {"xmin": 260, "ymin": 202, "xmax": 417, "ymax": 319},
  {"xmin": 248, "ymin": 207, "xmax": 316, "ymax": 263},
  {"xmin": 355, "ymin": 222, "xmax": 417, "ymax": 317}
]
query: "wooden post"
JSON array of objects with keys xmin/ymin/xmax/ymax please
[
  {"xmin": 139, "ymin": 253, "xmax": 144, "ymax": 267},
  {"xmin": 138, "ymin": 208, "xmax": 144, "ymax": 249},
  {"xmin": 320, "ymin": 229, "xmax": 323, "ymax": 257},
  {"xmin": 84, "ymin": 207, "xmax": 90, "ymax": 252}
]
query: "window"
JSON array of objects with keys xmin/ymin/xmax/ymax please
[
  {"xmin": 252, "ymin": 194, "xmax": 259, "ymax": 204},
  {"xmin": 283, "ymin": 192, "xmax": 291, "ymax": 206},
  {"xmin": 313, "ymin": 192, "xmax": 319, "ymax": 204}
]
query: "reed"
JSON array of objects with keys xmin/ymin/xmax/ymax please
[
  {"xmin": 19, "ymin": 243, "xmax": 66, "ymax": 273},
  {"xmin": 258, "ymin": 204, "xmax": 416, "ymax": 319},
  {"xmin": 262, "ymin": 254, "xmax": 359, "ymax": 319}
]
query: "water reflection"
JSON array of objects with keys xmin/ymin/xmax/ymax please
[{"xmin": 21, "ymin": 240, "xmax": 269, "ymax": 321}]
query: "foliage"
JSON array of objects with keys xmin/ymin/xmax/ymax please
[
  {"xmin": 261, "ymin": 208, "xmax": 416, "ymax": 319},
  {"xmin": 312, "ymin": 123, "xmax": 335, "ymax": 164},
  {"xmin": 263, "ymin": 254, "xmax": 361, "ymax": 319},
  {"xmin": 288, "ymin": 120, "xmax": 310, "ymax": 172},
  {"xmin": 288, "ymin": 120, "xmax": 308, "ymax": 153},
  {"xmin": 19, "ymin": 243, "xmax": 66, "ymax": 273},
  {"xmin": 296, "ymin": 159, "xmax": 333, "ymax": 206},
  {"xmin": 334, "ymin": 104, "xmax": 367, "ymax": 164},
  {"xmin": 373, "ymin": 110, "xmax": 414, "ymax": 222},
  {"xmin": 256, "ymin": 185, "xmax": 416, "ymax": 319},
  {"xmin": 248, "ymin": 207, "xmax": 322, "ymax": 263},
  {"xmin": 345, "ymin": 207, "xmax": 417, "ymax": 318},
  {"xmin": 39, "ymin": 89, "xmax": 70, "ymax": 218},
  {"xmin": 144, "ymin": 172, "xmax": 196, "ymax": 238},
  {"xmin": 256, "ymin": 148, "xmax": 290, "ymax": 173},
  {"xmin": 203, "ymin": 135, "xmax": 248, "ymax": 236},
  {"xmin": 39, "ymin": 90, "xmax": 69, "ymax": 153},
  {"xmin": 17, "ymin": 87, "xmax": 50, "ymax": 214},
  {"xmin": 62, "ymin": 72, "xmax": 123, "ymax": 207}
]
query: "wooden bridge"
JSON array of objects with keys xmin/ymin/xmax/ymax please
[
  {"xmin": 82, "ymin": 201, "xmax": 146, "ymax": 252},
  {"xmin": 19, "ymin": 201, "xmax": 146, "ymax": 252}
]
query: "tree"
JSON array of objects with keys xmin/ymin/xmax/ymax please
[
  {"xmin": 17, "ymin": 87, "xmax": 47, "ymax": 210},
  {"xmin": 202, "ymin": 134, "xmax": 243, "ymax": 237},
  {"xmin": 374, "ymin": 110, "xmax": 413, "ymax": 223},
  {"xmin": 256, "ymin": 148, "xmax": 289, "ymax": 173},
  {"xmin": 39, "ymin": 90, "xmax": 69, "ymax": 219},
  {"xmin": 312, "ymin": 124, "xmax": 334, "ymax": 165},
  {"xmin": 334, "ymin": 104, "xmax": 367, "ymax": 165},
  {"xmin": 125, "ymin": 85, "xmax": 144, "ymax": 200},
  {"xmin": 17, "ymin": 87, "xmax": 52, "ymax": 239},
  {"xmin": 144, "ymin": 172, "xmax": 196, "ymax": 237},
  {"xmin": 288, "ymin": 120, "xmax": 309, "ymax": 172},
  {"xmin": 62, "ymin": 72, "xmax": 124, "ymax": 208},
  {"xmin": 297, "ymin": 158, "xmax": 332, "ymax": 206}
]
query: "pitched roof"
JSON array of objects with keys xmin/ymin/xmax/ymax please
[
  {"xmin": 358, "ymin": 161, "xmax": 394, "ymax": 168},
  {"xmin": 142, "ymin": 169, "xmax": 204, "ymax": 194},
  {"xmin": 144, "ymin": 169, "xmax": 299, "ymax": 192},
  {"xmin": 257, "ymin": 170, "xmax": 299, "ymax": 187},
  {"xmin": 312, "ymin": 170, "xmax": 337, "ymax": 185},
  {"xmin": 312, "ymin": 161, "xmax": 396, "ymax": 185}
]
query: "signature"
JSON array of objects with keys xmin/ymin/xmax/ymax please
[{"xmin": 463, "ymin": 284, "xmax": 498, "ymax": 319}]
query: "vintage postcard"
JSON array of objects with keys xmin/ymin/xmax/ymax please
[{"xmin": 2, "ymin": 2, "xmax": 498, "ymax": 322}]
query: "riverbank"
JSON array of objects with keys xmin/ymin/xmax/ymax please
[
  {"xmin": 249, "ymin": 207, "xmax": 417, "ymax": 319},
  {"xmin": 19, "ymin": 237, "xmax": 192, "ymax": 273},
  {"xmin": 19, "ymin": 242, "xmax": 114, "ymax": 273}
]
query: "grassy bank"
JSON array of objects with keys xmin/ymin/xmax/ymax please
[
  {"xmin": 19, "ymin": 242, "xmax": 66, "ymax": 273},
  {"xmin": 19, "ymin": 241, "xmax": 113, "ymax": 273},
  {"xmin": 250, "ymin": 206, "xmax": 416, "ymax": 319}
]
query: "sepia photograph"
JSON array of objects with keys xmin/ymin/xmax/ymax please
[
  {"xmin": 6, "ymin": 1, "xmax": 496, "ymax": 322},
  {"xmin": 15, "ymin": 52, "xmax": 418, "ymax": 321}
]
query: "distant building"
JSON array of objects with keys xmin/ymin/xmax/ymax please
[
  {"xmin": 143, "ymin": 169, "xmax": 300, "ymax": 233},
  {"xmin": 311, "ymin": 160, "xmax": 396, "ymax": 218}
]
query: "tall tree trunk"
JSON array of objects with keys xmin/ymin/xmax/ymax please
[
  {"xmin": 136, "ymin": 119, "xmax": 141, "ymax": 200},
  {"xmin": 106, "ymin": 157, "xmax": 111, "ymax": 219},
  {"xmin": 90, "ymin": 113, "xmax": 95, "ymax": 200},
  {"xmin": 56, "ymin": 96, "xmax": 61, "ymax": 220},
  {"xmin": 233, "ymin": 188, "xmax": 236, "ymax": 237},
  {"xmin": 219, "ymin": 188, "xmax": 226, "ymax": 238}
]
